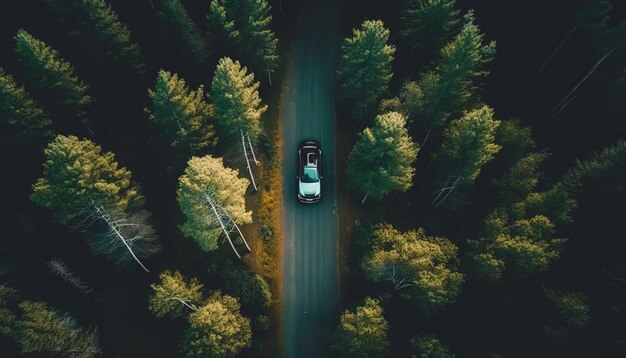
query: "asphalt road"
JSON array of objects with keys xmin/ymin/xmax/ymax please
[{"xmin": 281, "ymin": 1, "xmax": 340, "ymax": 357}]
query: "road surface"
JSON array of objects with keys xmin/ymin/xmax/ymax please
[{"xmin": 281, "ymin": 1, "xmax": 340, "ymax": 357}]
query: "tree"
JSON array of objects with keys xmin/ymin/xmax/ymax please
[
  {"xmin": 362, "ymin": 223, "xmax": 463, "ymax": 315},
  {"xmin": 333, "ymin": 297, "xmax": 390, "ymax": 357},
  {"xmin": 149, "ymin": 270, "xmax": 204, "ymax": 319},
  {"xmin": 15, "ymin": 30, "xmax": 93, "ymax": 127},
  {"xmin": 177, "ymin": 155, "xmax": 252, "ymax": 256},
  {"xmin": 409, "ymin": 11, "xmax": 495, "ymax": 128},
  {"xmin": 212, "ymin": 57, "xmax": 266, "ymax": 189},
  {"xmin": 399, "ymin": 0, "xmax": 460, "ymax": 65},
  {"xmin": 0, "ymin": 67, "xmax": 52, "ymax": 144},
  {"xmin": 31, "ymin": 135, "xmax": 138, "ymax": 226},
  {"xmin": 47, "ymin": 258, "xmax": 92, "ymax": 294},
  {"xmin": 158, "ymin": 0, "xmax": 209, "ymax": 63},
  {"xmin": 337, "ymin": 20, "xmax": 395, "ymax": 120},
  {"xmin": 14, "ymin": 301, "xmax": 101, "ymax": 357},
  {"xmin": 181, "ymin": 291, "xmax": 251, "ymax": 358},
  {"xmin": 433, "ymin": 105, "xmax": 501, "ymax": 184},
  {"xmin": 220, "ymin": 260, "xmax": 272, "ymax": 308},
  {"xmin": 208, "ymin": 0, "xmax": 279, "ymax": 75},
  {"xmin": 43, "ymin": 0, "xmax": 144, "ymax": 72},
  {"xmin": 0, "ymin": 285, "xmax": 17, "ymax": 337},
  {"xmin": 347, "ymin": 112, "xmax": 419, "ymax": 202},
  {"xmin": 147, "ymin": 70, "xmax": 216, "ymax": 157},
  {"xmin": 543, "ymin": 288, "xmax": 590, "ymax": 332},
  {"xmin": 493, "ymin": 151, "xmax": 549, "ymax": 205},
  {"xmin": 410, "ymin": 335, "xmax": 454, "ymax": 358}
]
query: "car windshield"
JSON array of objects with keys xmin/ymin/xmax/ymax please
[{"xmin": 302, "ymin": 167, "xmax": 319, "ymax": 183}]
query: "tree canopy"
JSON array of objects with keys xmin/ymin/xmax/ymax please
[
  {"xmin": 220, "ymin": 260, "xmax": 272, "ymax": 308},
  {"xmin": 147, "ymin": 70, "xmax": 216, "ymax": 156},
  {"xmin": 338, "ymin": 19, "xmax": 395, "ymax": 120},
  {"xmin": 31, "ymin": 135, "xmax": 138, "ymax": 226},
  {"xmin": 149, "ymin": 270, "xmax": 204, "ymax": 319},
  {"xmin": 333, "ymin": 297, "xmax": 390, "ymax": 357},
  {"xmin": 15, "ymin": 30, "xmax": 93, "ymax": 126},
  {"xmin": 410, "ymin": 334, "xmax": 454, "ymax": 358},
  {"xmin": 208, "ymin": 0, "xmax": 279, "ymax": 74},
  {"xmin": 347, "ymin": 112, "xmax": 419, "ymax": 200},
  {"xmin": 181, "ymin": 291, "xmax": 251, "ymax": 358},
  {"xmin": 158, "ymin": 0, "xmax": 209, "ymax": 63},
  {"xmin": 211, "ymin": 57, "xmax": 266, "ymax": 141},
  {"xmin": 177, "ymin": 155, "xmax": 252, "ymax": 252},
  {"xmin": 363, "ymin": 223, "xmax": 463, "ymax": 315}
]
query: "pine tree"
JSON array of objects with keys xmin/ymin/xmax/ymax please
[
  {"xmin": 208, "ymin": 0, "xmax": 279, "ymax": 75},
  {"xmin": 149, "ymin": 270, "xmax": 204, "ymax": 319},
  {"xmin": 15, "ymin": 30, "xmax": 93, "ymax": 126},
  {"xmin": 211, "ymin": 57, "xmax": 266, "ymax": 141},
  {"xmin": 338, "ymin": 20, "xmax": 395, "ymax": 120},
  {"xmin": 181, "ymin": 291, "xmax": 251, "ymax": 358},
  {"xmin": 31, "ymin": 135, "xmax": 138, "ymax": 226},
  {"xmin": 15, "ymin": 301, "xmax": 101, "ymax": 357},
  {"xmin": 177, "ymin": 155, "xmax": 252, "ymax": 252},
  {"xmin": 0, "ymin": 67, "xmax": 52, "ymax": 144},
  {"xmin": 493, "ymin": 151, "xmax": 549, "ymax": 205},
  {"xmin": 0, "ymin": 285, "xmax": 17, "ymax": 337},
  {"xmin": 158, "ymin": 0, "xmax": 209, "ymax": 63},
  {"xmin": 147, "ymin": 70, "xmax": 216, "ymax": 156},
  {"xmin": 410, "ymin": 11, "xmax": 495, "ymax": 128},
  {"xmin": 399, "ymin": 0, "xmax": 460, "ymax": 65},
  {"xmin": 410, "ymin": 334, "xmax": 454, "ymax": 358},
  {"xmin": 434, "ymin": 105, "xmax": 501, "ymax": 184},
  {"xmin": 362, "ymin": 223, "xmax": 463, "ymax": 315},
  {"xmin": 347, "ymin": 112, "xmax": 419, "ymax": 202},
  {"xmin": 43, "ymin": 0, "xmax": 144, "ymax": 72},
  {"xmin": 333, "ymin": 297, "xmax": 390, "ymax": 358}
]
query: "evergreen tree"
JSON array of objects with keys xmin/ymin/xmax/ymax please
[
  {"xmin": 333, "ymin": 297, "xmax": 390, "ymax": 358},
  {"xmin": 158, "ymin": 0, "xmax": 209, "ymax": 63},
  {"xmin": 544, "ymin": 288, "xmax": 590, "ymax": 332},
  {"xmin": 43, "ymin": 0, "xmax": 144, "ymax": 72},
  {"xmin": 399, "ymin": 0, "xmax": 460, "ymax": 65},
  {"xmin": 14, "ymin": 301, "xmax": 101, "ymax": 357},
  {"xmin": 15, "ymin": 30, "xmax": 93, "ymax": 126},
  {"xmin": 149, "ymin": 270, "xmax": 204, "ymax": 319},
  {"xmin": 410, "ymin": 335, "xmax": 454, "ymax": 358},
  {"xmin": 208, "ymin": 0, "xmax": 279, "ymax": 74},
  {"xmin": 493, "ymin": 151, "xmax": 549, "ymax": 205},
  {"xmin": 433, "ymin": 105, "xmax": 501, "ymax": 184},
  {"xmin": 0, "ymin": 67, "xmax": 52, "ymax": 144},
  {"xmin": 0, "ymin": 285, "xmax": 17, "ymax": 337},
  {"xmin": 347, "ymin": 112, "xmax": 419, "ymax": 201},
  {"xmin": 338, "ymin": 20, "xmax": 395, "ymax": 120},
  {"xmin": 362, "ymin": 223, "xmax": 463, "ymax": 315},
  {"xmin": 177, "ymin": 155, "xmax": 252, "ymax": 252},
  {"xmin": 494, "ymin": 118, "xmax": 535, "ymax": 164},
  {"xmin": 211, "ymin": 57, "xmax": 266, "ymax": 141},
  {"xmin": 31, "ymin": 135, "xmax": 138, "ymax": 226},
  {"xmin": 410, "ymin": 11, "xmax": 495, "ymax": 128},
  {"xmin": 220, "ymin": 260, "xmax": 272, "ymax": 308},
  {"xmin": 147, "ymin": 70, "xmax": 216, "ymax": 156},
  {"xmin": 181, "ymin": 291, "xmax": 251, "ymax": 358}
]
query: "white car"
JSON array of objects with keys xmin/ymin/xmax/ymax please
[{"xmin": 297, "ymin": 141, "xmax": 322, "ymax": 203}]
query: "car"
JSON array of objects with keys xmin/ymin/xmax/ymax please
[{"xmin": 297, "ymin": 141, "xmax": 322, "ymax": 203}]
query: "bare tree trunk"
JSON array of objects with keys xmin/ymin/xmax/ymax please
[
  {"xmin": 205, "ymin": 194, "xmax": 241, "ymax": 259},
  {"xmin": 166, "ymin": 296, "xmax": 198, "ymax": 311},
  {"xmin": 241, "ymin": 130, "xmax": 258, "ymax": 191},
  {"xmin": 246, "ymin": 132, "xmax": 258, "ymax": 164},
  {"xmin": 539, "ymin": 27, "xmax": 576, "ymax": 72},
  {"xmin": 361, "ymin": 194, "xmax": 368, "ymax": 205}
]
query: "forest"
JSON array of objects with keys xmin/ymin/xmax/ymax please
[{"xmin": 0, "ymin": 0, "xmax": 625, "ymax": 357}]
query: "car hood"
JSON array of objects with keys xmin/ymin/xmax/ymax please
[{"xmin": 299, "ymin": 181, "xmax": 320, "ymax": 196}]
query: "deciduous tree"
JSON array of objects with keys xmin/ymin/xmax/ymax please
[
  {"xmin": 362, "ymin": 223, "xmax": 463, "ymax": 315},
  {"xmin": 338, "ymin": 20, "xmax": 395, "ymax": 120},
  {"xmin": 149, "ymin": 270, "xmax": 204, "ymax": 319},
  {"xmin": 347, "ymin": 112, "xmax": 419, "ymax": 202},
  {"xmin": 15, "ymin": 30, "xmax": 93, "ymax": 127},
  {"xmin": 410, "ymin": 334, "xmax": 454, "ymax": 358},
  {"xmin": 208, "ymin": 0, "xmax": 279, "ymax": 75},
  {"xmin": 0, "ymin": 67, "xmax": 52, "ymax": 144},
  {"xmin": 147, "ymin": 70, "xmax": 216, "ymax": 157},
  {"xmin": 433, "ymin": 105, "xmax": 501, "ymax": 184},
  {"xmin": 181, "ymin": 291, "xmax": 251, "ymax": 358},
  {"xmin": 177, "ymin": 155, "xmax": 252, "ymax": 254},
  {"xmin": 220, "ymin": 260, "xmax": 272, "ymax": 308},
  {"xmin": 333, "ymin": 297, "xmax": 389, "ymax": 358}
]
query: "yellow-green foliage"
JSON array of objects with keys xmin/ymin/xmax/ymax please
[
  {"xmin": 333, "ymin": 297, "xmax": 389, "ymax": 357},
  {"xmin": 31, "ymin": 135, "xmax": 137, "ymax": 226},
  {"xmin": 149, "ymin": 270, "xmax": 204, "ymax": 320},
  {"xmin": 211, "ymin": 57, "xmax": 266, "ymax": 141},
  {"xmin": 15, "ymin": 30, "xmax": 93, "ymax": 124},
  {"xmin": 0, "ymin": 67, "xmax": 52, "ymax": 143},
  {"xmin": 181, "ymin": 291, "xmax": 251, "ymax": 358},
  {"xmin": 177, "ymin": 155, "xmax": 252, "ymax": 252},
  {"xmin": 147, "ymin": 70, "xmax": 216, "ymax": 156}
]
